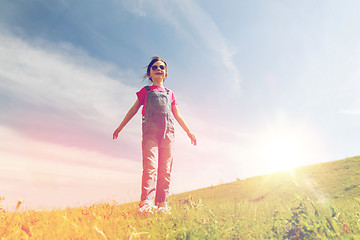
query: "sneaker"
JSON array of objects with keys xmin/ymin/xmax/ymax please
[
  {"xmin": 156, "ymin": 203, "xmax": 171, "ymax": 214},
  {"xmin": 138, "ymin": 204, "xmax": 154, "ymax": 214},
  {"xmin": 158, "ymin": 206, "xmax": 171, "ymax": 214}
]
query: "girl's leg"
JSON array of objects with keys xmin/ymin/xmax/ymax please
[
  {"xmin": 140, "ymin": 136, "xmax": 158, "ymax": 208},
  {"xmin": 155, "ymin": 138, "xmax": 174, "ymax": 206}
]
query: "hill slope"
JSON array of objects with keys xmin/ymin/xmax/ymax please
[
  {"xmin": 1, "ymin": 156, "xmax": 360, "ymax": 239},
  {"xmin": 177, "ymin": 155, "xmax": 360, "ymax": 203}
]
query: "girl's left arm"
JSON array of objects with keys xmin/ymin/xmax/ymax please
[{"xmin": 172, "ymin": 105, "xmax": 197, "ymax": 146}]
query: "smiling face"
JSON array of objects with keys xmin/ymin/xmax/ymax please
[{"xmin": 147, "ymin": 59, "xmax": 167, "ymax": 85}]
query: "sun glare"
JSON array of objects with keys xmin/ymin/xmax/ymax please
[{"xmin": 260, "ymin": 134, "xmax": 305, "ymax": 173}]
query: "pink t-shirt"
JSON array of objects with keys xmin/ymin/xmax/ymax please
[{"xmin": 136, "ymin": 86, "xmax": 178, "ymax": 115}]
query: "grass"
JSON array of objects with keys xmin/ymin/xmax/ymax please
[{"xmin": 1, "ymin": 156, "xmax": 360, "ymax": 239}]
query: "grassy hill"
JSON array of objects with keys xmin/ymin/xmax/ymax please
[{"xmin": 1, "ymin": 156, "xmax": 360, "ymax": 239}]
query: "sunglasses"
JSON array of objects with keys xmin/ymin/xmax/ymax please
[{"xmin": 151, "ymin": 65, "xmax": 165, "ymax": 71}]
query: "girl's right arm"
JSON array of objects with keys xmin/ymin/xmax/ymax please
[{"xmin": 113, "ymin": 99, "xmax": 142, "ymax": 139}]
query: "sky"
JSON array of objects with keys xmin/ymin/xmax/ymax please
[{"xmin": 1, "ymin": 0, "xmax": 360, "ymax": 210}]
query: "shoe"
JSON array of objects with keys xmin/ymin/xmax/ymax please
[
  {"xmin": 138, "ymin": 204, "xmax": 154, "ymax": 214},
  {"xmin": 156, "ymin": 203, "xmax": 171, "ymax": 214},
  {"xmin": 158, "ymin": 206, "xmax": 171, "ymax": 214}
]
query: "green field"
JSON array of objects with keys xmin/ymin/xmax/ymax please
[{"xmin": 1, "ymin": 156, "xmax": 360, "ymax": 239}]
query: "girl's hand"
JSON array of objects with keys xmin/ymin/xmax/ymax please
[
  {"xmin": 113, "ymin": 127, "xmax": 121, "ymax": 139},
  {"xmin": 113, "ymin": 99, "xmax": 141, "ymax": 140},
  {"xmin": 187, "ymin": 132, "xmax": 197, "ymax": 146}
]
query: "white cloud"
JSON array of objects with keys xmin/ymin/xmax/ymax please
[{"xmin": 0, "ymin": 29, "xmax": 139, "ymax": 133}]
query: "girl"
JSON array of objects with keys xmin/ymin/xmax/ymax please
[{"xmin": 113, "ymin": 57, "xmax": 196, "ymax": 214}]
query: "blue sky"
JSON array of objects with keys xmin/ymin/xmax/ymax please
[{"xmin": 1, "ymin": 0, "xmax": 360, "ymax": 209}]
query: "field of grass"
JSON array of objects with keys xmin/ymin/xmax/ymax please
[{"xmin": 1, "ymin": 156, "xmax": 360, "ymax": 239}]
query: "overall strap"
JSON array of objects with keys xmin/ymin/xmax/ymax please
[{"xmin": 145, "ymin": 85, "xmax": 169, "ymax": 94}]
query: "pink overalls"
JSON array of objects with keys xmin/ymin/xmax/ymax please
[{"xmin": 140, "ymin": 86, "xmax": 175, "ymax": 208}]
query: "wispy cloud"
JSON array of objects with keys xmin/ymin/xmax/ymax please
[
  {"xmin": 121, "ymin": 0, "xmax": 147, "ymax": 17},
  {"xmin": 0, "ymin": 29, "xmax": 137, "ymax": 126},
  {"xmin": 338, "ymin": 109, "xmax": 360, "ymax": 115},
  {"xmin": 120, "ymin": 0, "xmax": 241, "ymax": 90},
  {"xmin": 0, "ymin": 28, "xmax": 143, "ymax": 147},
  {"xmin": 171, "ymin": 0, "xmax": 241, "ymax": 90}
]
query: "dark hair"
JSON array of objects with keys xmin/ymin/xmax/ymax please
[{"xmin": 144, "ymin": 56, "xmax": 167, "ymax": 82}]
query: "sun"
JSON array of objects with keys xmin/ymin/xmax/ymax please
[{"xmin": 259, "ymin": 133, "xmax": 305, "ymax": 173}]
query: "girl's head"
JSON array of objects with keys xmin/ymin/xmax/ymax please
[{"xmin": 144, "ymin": 56, "xmax": 167, "ymax": 82}]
